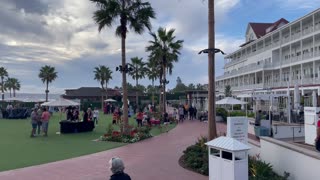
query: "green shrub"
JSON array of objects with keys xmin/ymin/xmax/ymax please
[
  {"xmin": 229, "ymin": 111, "xmax": 247, "ymax": 117},
  {"xmin": 216, "ymin": 108, "xmax": 228, "ymax": 122},
  {"xmin": 181, "ymin": 140, "xmax": 290, "ymax": 179},
  {"xmin": 233, "ymin": 104, "xmax": 241, "ymax": 110},
  {"xmin": 182, "ymin": 136, "xmax": 209, "ymax": 175},
  {"xmin": 249, "ymin": 155, "xmax": 290, "ymax": 180}
]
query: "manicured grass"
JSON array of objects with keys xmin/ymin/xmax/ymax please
[{"xmin": 0, "ymin": 112, "xmax": 175, "ymax": 172}]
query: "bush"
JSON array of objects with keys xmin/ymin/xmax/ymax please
[
  {"xmin": 216, "ymin": 108, "xmax": 228, "ymax": 122},
  {"xmin": 180, "ymin": 140, "xmax": 289, "ymax": 179},
  {"xmin": 229, "ymin": 111, "xmax": 246, "ymax": 117},
  {"xmin": 181, "ymin": 136, "xmax": 209, "ymax": 176},
  {"xmin": 100, "ymin": 125, "xmax": 152, "ymax": 143},
  {"xmin": 249, "ymin": 155, "xmax": 290, "ymax": 180}
]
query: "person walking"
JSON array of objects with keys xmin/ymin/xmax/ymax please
[
  {"xmin": 93, "ymin": 107, "xmax": 99, "ymax": 125},
  {"xmin": 30, "ymin": 108, "xmax": 38, "ymax": 137},
  {"xmin": 36, "ymin": 108, "xmax": 43, "ymax": 135},
  {"xmin": 41, "ymin": 108, "xmax": 51, "ymax": 137},
  {"xmin": 178, "ymin": 106, "xmax": 184, "ymax": 123},
  {"xmin": 109, "ymin": 157, "xmax": 131, "ymax": 180}
]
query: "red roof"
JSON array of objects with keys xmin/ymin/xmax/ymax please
[{"xmin": 249, "ymin": 18, "xmax": 289, "ymax": 38}]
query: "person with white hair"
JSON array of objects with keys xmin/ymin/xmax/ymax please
[{"xmin": 109, "ymin": 157, "xmax": 131, "ymax": 180}]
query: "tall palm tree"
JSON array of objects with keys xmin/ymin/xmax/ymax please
[
  {"xmin": 128, "ymin": 57, "xmax": 147, "ymax": 107},
  {"xmin": 94, "ymin": 65, "xmax": 113, "ymax": 109},
  {"xmin": 5, "ymin": 78, "xmax": 14, "ymax": 98},
  {"xmin": 146, "ymin": 27, "xmax": 184, "ymax": 114},
  {"xmin": 208, "ymin": 0, "xmax": 217, "ymax": 140},
  {"xmin": 0, "ymin": 67, "xmax": 8, "ymax": 101},
  {"xmin": 11, "ymin": 78, "xmax": 20, "ymax": 97},
  {"xmin": 146, "ymin": 59, "xmax": 160, "ymax": 106},
  {"xmin": 91, "ymin": 0, "xmax": 155, "ymax": 128},
  {"xmin": 38, "ymin": 65, "xmax": 58, "ymax": 102}
]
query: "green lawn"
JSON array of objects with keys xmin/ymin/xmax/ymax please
[{"xmin": 0, "ymin": 112, "xmax": 175, "ymax": 172}]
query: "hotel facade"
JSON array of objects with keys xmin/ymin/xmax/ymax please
[{"xmin": 216, "ymin": 8, "xmax": 320, "ymax": 106}]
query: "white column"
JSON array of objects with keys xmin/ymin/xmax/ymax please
[
  {"xmin": 271, "ymin": 70, "xmax": 274, "ymax": 87},
  {"xmin": 255, "ymin": 72, "xmax": 257, "ymax": 85},
  {"xmin": 313, "ymin": 60, "xmax": 316, "ymax": 84},
  {"xmin": 313, "ymin": 34, "xmax": 315, "ymax": 58},
  {"xmin": 301, "ymin": 64, "xmax": 303, "ymax": 85},
  {"xmin": 290, "ymin": 44, "xmax": 292, "ymax": 86},
  {"xmin": 262, "ymin": 70, "xmax": 265, "ymax": 87}
]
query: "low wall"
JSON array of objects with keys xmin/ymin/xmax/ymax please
[
  {"xmin": 260, "ymin": 137, "xmax": 320, "ymax": 180},
  {"xmin": 272, "ymin": 124, "xmax": 304, "ymax": 139}
]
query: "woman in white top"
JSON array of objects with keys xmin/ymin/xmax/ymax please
[{"xmin": 93, "ymin": 107, "xmax": 99, "ymax": 125}]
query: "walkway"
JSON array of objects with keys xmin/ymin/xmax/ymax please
[{"xmin": 0, "ymin": 120, "xmax": 211, "ymax": 180}]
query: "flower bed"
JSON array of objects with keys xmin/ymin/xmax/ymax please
[{"xmin": 100, "ymin": 126, "xmax": 152, "ymax": 143}]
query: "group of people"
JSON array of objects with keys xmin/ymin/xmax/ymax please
[
  {"xmin": 82, "ymin": 107, "xmax": 99, "ymax": 125},
  {"xmin": 173, "ymin": 104, "xmax": 198, "ymax": 123},
  {"xmin": 30, "ymin": 107, "xmax": 51, "ymax": 137}
]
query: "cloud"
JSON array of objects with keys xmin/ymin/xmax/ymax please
[{"xmin": 0, "ymin": 0, "xmax": 241, "ymax": 93}]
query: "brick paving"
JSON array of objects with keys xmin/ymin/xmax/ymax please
[{"xmin": 0, "ymin": 108, "xmax": 258, "ymax": 180}]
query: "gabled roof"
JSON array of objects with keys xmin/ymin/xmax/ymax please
[
  {"xmin": 249, "ymin": 22, "xmax": 273, "ymax": 38},
  {"xmin": 249, "ymin": 18, "xmax": 289, "ymax": 38},
  {"xmin": 206, "ymin": 136, "xmax": 251, "ymax": 151}
]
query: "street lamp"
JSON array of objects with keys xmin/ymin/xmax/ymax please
[{"xmin": 199, "ymin": 48, "xmax": 225, "ymax": 140}]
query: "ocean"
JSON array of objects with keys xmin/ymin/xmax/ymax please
[{"xmin": 4, "ymin": 93, "xmax": 62, "ymax": 100}]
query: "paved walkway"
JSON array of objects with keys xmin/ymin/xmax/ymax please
[{"xmin": 0, "ymin": 120, "xmax": 212, "ymax": 180}]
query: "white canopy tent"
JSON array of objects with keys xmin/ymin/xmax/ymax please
[
  {"xmin": 4, "ymin": 97, "xmax": 24, "ymax": 102},
  {"xmin": 216, "ymin": 97, "xmax": 248, "ymax": 116},
  {"xmin": 104, "ymin": 98, "xmax": 117, "ymax": 102},
  {"xmin": 41, "ymin": 98, "xmax": 79, "ymax": 107}
]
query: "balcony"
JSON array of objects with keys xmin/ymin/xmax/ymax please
[{"xmin": 302, "ymin": 26, "xmax": 313, "ymax": 36}]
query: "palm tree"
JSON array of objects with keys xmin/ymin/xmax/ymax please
[
  {"xmin": 38, "ymin": 65, "xmax": 58, "ymax": 102},
  {"xmin": 224, "ymin": 85, "xmax": 232, "ymax": 97},
  {"xmin": 11, "ymin": 78, "xmax": 20, "ymax": 97},
  {"xmin": 0, "ymin": 67, "xmax": 8, "ymax": 101},
  {"xmin": 146, "ymin": 60, "xmax": 159, "ymax": 106},
  {"xmin": 5, "ymin": 78, "xmax": 13, "ymax": 98},
  {"xmin": 146, "ymin": 27, "xmax": 184, "ymax": 114},
  {"xmin": 94, "ymin": 65, "xmax": 113, "ymax": 109},
  {"xmin": 128, "ymin": 57, "xmax": 147, "ymax": 107},
  {"xmin": 208, "ymin": 0, "xmax": 217, "ymax": 140},
  {"xmin": 91, "ymin": 0, "xmax": 155, "ymax": 128}
]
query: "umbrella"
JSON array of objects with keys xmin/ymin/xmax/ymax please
[
  {"xmin": 313, "ymin": 91, "xmax": 317, "ymax": 107},
  {"xmin": 294, "ymin": 84, "xmax": 300, "ymax": 109},
  {"xmin": 41, "ymin": 98, "xmax": 79, "ymax": 107},
  {"xmin": 104, "ymin": 98, "xmax": 117, "ymax": 102}
]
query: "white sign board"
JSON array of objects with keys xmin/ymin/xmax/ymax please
[
  {"xmin": 227, "ymin": 117, "xmax": 248, "ymax": 144},
  {"xmin": 304, "ymin": 107, "xmax": 320, "ymax": 145}
]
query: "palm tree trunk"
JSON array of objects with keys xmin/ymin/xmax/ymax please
[
  {"xmin": 13, "ymin": 89, "xmax": 16, "ymax": 97},
  {"xmin": 208, "ymin": 0, "xmax": 217, "ymax": 140},
  {"xmin": 105, "ymin": 85, "xmax": 108, "ymax": 101},
  {"xmin": 152, "ymin": 80, "xmax": 155, "ymax": 106},
  {"xmin": 163, "ymin": 64, "xmax": 166, "ymax": 114},
  {"xmin": 1, "ymin": 77, "xmax": 4, "ymax": 101},
  {"xmin": 136, "ymin": 78, "xmax": 139, "ymax": 109},
  {"xmin": 9, "ymin": 89, "xmax": 12, "ymax": 98},
  {"xmin": 45, "ymin": 81, "xmax": 49, "ymax": 102},
  {"xmin": 101, "ymin": 87, "xmax": 104, "ymax": 110},
  {"xmin": 122, "ymin": 36, "xmax": 129, "ymax": 128}
]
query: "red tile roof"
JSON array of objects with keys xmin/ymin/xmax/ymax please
[{"xmin": 249, "ymin": 18, "xmax": 289, "ymax": 38}]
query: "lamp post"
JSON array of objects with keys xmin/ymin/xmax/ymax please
[{"xmin": 199, "ymin": 48, "xmax": 225, "ymax": 140}]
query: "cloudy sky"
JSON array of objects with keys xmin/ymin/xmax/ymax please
[{"xmin": 0, "ymin": 0, "xmax": 319, "ymax": 94}]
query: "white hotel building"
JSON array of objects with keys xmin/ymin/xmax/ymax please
[{"xmin": 216, "ymin": 8, "xmax": 320, "ymax": 107}]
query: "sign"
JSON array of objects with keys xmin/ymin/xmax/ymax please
[{"xmin": 227, "ymin": 117, "xmax": 248, "ymax": 144}]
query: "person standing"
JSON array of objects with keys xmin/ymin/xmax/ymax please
[
  {"xmin": 136, "ymin": 110, "xmax": 143, "ymax": 127},
  {"xmin": 41, "ymin": 108, "xmax": 51, "ymax": 137},
  {"xmin": 83, "ymin": 109, "xmax": 88, "ymax": 122},
  {"xmin": 178, "ymin": 106, "xmax": 184, "ymax": 123},
  {"xmin": 30, "ymin": 108, "xmax": 38, "ymax": 137},
  {"xmin": 93, "ymin": 107, "xmax": 99, "ymax": 125},
  {"xmin": 36, "ymin": 108, "xmax": 43, "ymax": 135},
  {"xmin": 315, "ymin": 113, "xmax": 320, "ymax": 151},
  {"xmin": 87, "ymin": 108, "xmax": 93, "ymax": 121}
]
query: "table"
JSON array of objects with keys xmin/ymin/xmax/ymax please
[{"xmin": 59, "ymin": 120, "xmax": 95, "ymax": 134}]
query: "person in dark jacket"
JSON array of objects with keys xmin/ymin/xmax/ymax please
[{"xmin": 109, "ymin": 157, "xmax": 131, "ymax": 180}]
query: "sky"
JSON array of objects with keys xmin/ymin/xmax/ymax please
[{"xmin": 0, "ymin": 0, "xmax": 320, "ymax": 94}]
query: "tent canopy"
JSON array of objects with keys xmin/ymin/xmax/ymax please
[
  {"xmin": 216, "ymin": 97, "xmax": 247, "ymax": 105},
  {"xmin": 104, "ymin": 98, "xmax": 117, "ymax": 102},
  {"xmin": 41, "ymin": 98, "xmax": 79, "ymax": 107}
]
